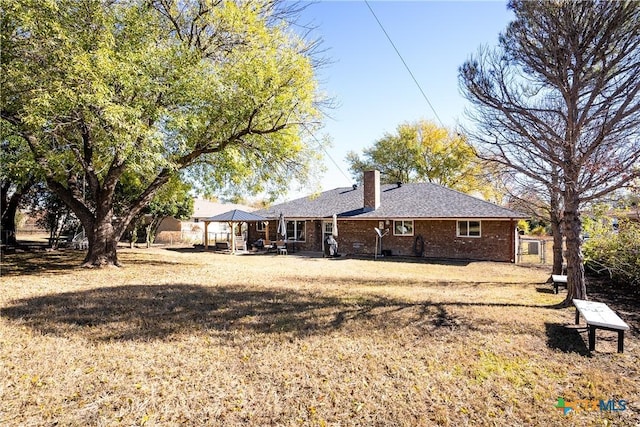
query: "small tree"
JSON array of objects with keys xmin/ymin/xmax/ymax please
[
  {"xmin": 35, "ymin": 190, "xmax": 81, "ymax": 249},
  {"xmin": 138, "ymin": 177, "xmax": 194, "ymax": 248},
  {"xmin": 1, "ymin": 123, "xmax": 35, "ymax": 245},
  {"xmin": 0, "ymin": 178, "xmax": 33, "ymax": 245}
]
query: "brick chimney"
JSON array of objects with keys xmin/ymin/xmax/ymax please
[{"xmin": 363, "ymin": 170, "xmax": 380, "ymax": 211}]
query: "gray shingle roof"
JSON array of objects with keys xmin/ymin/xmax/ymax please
[
  {"xmin": 204, "ymin": 209, "xmax": 266, "ymax": 222},
  {"xmin": 255, "ymin": 183, "xmax": 527, "ymax": 220}
]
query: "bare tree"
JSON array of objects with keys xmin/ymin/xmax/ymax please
[{"xmin": 460, "ymin": 0, "xmax": 640, "ymax": 304}]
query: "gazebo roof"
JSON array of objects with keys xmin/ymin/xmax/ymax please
[{"xmin": 204, "ymin": 209, "xmax": 266, "ymax": 222}]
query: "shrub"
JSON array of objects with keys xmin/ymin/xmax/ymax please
[
  {"xmin": 583, "ymin": 219, "xmax": 640, "ymax": 286},
  {"xmin": 517, "ymin": 219, "xmax": 530, "ymax": 235},
  {"xmin": 530, "ymin": 225, "xmax": 547, "ymax": 236}
]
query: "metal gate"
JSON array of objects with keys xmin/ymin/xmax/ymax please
[{"xmin": 517, "ymin": 238, "xmax": 546, "ymax": 264}]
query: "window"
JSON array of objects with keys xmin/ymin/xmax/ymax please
[
  {"xmin": 457, "ymin": 220, "xmax": 481, "ymax": 237},
  {"xmin": 286, "ymin": 220, "xmax": 306, "ymax": 241},
  {"xmin": 324, "ymin": 221, "xmax": 333, "ymax": 236},
  {"xmin": 256, "ymin": 221, "xmax": 266, "ymax": 232},
  {"xmin": 393, "ymin": 220, "xmax": 414, "ymax": 236}
]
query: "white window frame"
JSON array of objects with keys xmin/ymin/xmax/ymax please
[
  {"xmin": 286, "ymin": 220, "xmax": 306, "ymax": 242},
  {"xmin": 457, "ymin": 220, "xmax": 481, "ymax": 238},
  {"xmin": 393, "ymin": 220, "xmax": 414, "ymax": 236},
  {"xmin": 256, "ymin": 221, "xmax": 266, "ymax": 232},
  {"xmin": 323, "ymin": 221, "xmax": 333, "ymax": 236}
]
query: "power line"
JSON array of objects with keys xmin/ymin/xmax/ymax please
[
  {"xmin": 302, "ymin": 123, "xmax": 353, "ymax": 186},
  {"xmin": 364, "ymin": 0, "xmax": 446, "ymax": 128}
]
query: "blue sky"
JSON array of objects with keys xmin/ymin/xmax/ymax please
[{"xmin": 286, "ymin": 1, "xmax": 514, "ymax": 199}]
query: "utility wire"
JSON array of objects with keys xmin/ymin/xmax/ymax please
[
  {"xmin": 364, "ymin": 0, "xmax": 446, "ymax": 128},
  {"xmin": 303, "ymin": 123, "xmax": 353, "ymax": 186}
]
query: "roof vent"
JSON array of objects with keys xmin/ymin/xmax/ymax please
[
  {"xmin": 397, "ymin": 181, "xmax": 402, "ymax": 188},
  {"xmin": 352, "ymin": 184, "xmax": 358, "ymax": 190}
]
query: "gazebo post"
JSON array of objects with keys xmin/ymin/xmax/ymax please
[
  {"xmin": 230, "ymin": 221, "xmax": 235, "ymax": 255},
  {"xmin": 204, "ymin": 221, "xmax": 209, "ymax": 250}
]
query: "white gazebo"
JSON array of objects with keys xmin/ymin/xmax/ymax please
[{"xmin": 202, "ymin": 209, "xmax": 267, "ymax": 253}]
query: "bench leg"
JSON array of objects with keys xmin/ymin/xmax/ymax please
[
  {"xmin": 554, "ymin": 282, "xmax": 558, "ymax": 294},
  {"xmin": 575, "ymin": 308, "xmax": 580, "ymax": 325},
  {"xmin": 618, "ymin": 331, "xmax": 624, "ymax": 353},
  {"xmin": 588, "ymin": 326, "xmax": 596, "ymax": 351}
]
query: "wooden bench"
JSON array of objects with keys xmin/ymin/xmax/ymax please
[
  {"xmin": 551, "ymin": 274, "xmax": 567, "ymax": 294},
  {"xmin": 573, "ymin": 299, "xmax": 630, "ymax": 353}
]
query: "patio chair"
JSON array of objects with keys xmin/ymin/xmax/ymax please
[
  {"xmin": 276, "ymin": 240, "xmax": 287, "ymax": 255},
  {"xmin": 235, "ymin": 239, "xmax": 247, "ymax": 252},
  {"xmin": 263, "ymin": 239, "xmax": 277, "ymax": 253}
]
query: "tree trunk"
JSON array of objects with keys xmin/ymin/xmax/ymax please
[
  {"xmin": 1, "ymin": 197, "xmax": 19, "ymax": 246},
  {"xmin": 130, "ymin": 224, "xmax": 138, "ymax": 249},
  {"xmin": 1, "ymin": 180, "xmax": 33, "ymax": 246},
  {"xmin": 549, "ymin": 168, "xmax": 564, "ymax": 276},
  {"xmin": 83, "ymin": 218, "xmax": 121, "ymax": 267},
  {"xmin": 549, "ymin": 195, "xmax": 564, "ymax": 275},
  {"xmin": 146, "ymin": 223, "xmax": 153, "ymax": 249},
  {"xmin": 44, "ymin": 165, "xmax": 172, "ymax": 267},
  {"xmin": 146, "ymin": 217, "xmax": 162, "ymax": 249},
  {"xmin": 551, "ymin": 218, "xmax": 564, "ymax": 275},
  {"xmin": 562, "ymin": 192, "xmax": 587, "ymax": 305},
  {"xmin": 48, "ymin": 215, "xmax": 59, "ymax": 249}
]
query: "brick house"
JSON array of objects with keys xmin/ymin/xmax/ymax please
[{"xmin": 250, "ymin": 170, "xmax": 527, "ymax": 262}]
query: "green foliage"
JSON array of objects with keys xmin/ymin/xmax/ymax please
[
  {"xmin": 516, "ymin": 219, "xmax": 530, "ymax": 235},
  {"xmin": 3, "ymin": 0, "xmax": 321, "ymax": 191},
  {"xmin": 1, "ymin": 122, "xmax": 36, "ymax": 184},
  {"xmin": 2, "ymin": 0, "xmax": 324, "ymax": 263},
  {"xmin": 1, "ymin": 120, "xmax": 38, "ymax": 244},
  {"xmin": 529, "ymin": 225, "xmax": 547, "ymax": 236},
  {"xmin": 146, "ymin": 177, "xmax": 194, "ymax": 222},
  {"xmin": 346, "ymin": 120, "xmax": 502, "ymax": 199},
  {"xmin": 132, "ymin": 175, "xmax": 194, "ymax": 246},
  {"xmin": 583, "ymin": 209, "xmax": 640, "ymax": 286}
]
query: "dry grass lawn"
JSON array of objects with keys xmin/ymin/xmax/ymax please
[{"xmin": 1, "ymin": 248, "xmax": 638, "ymax": 426}]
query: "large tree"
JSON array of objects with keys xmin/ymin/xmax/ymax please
[
  {"xmin": 1, "ymin": 0, "xmax": 323, "ymax": 266},
  {"xmin": 346, "ymin": 120, "xmax": 501, "ymax": 200},
  {"xmin": 459, "ymin": 0, "xmax": 640, "ymax": 304}
]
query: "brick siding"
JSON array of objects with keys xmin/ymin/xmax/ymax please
[{"xmin": 248, "ymin": 218, "xmax": 516, "ymax": 262}]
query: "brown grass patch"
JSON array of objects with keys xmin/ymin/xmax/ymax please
[{"xmin": 1, "ymin": 248, "xmax": 638, "ymax": 426}]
